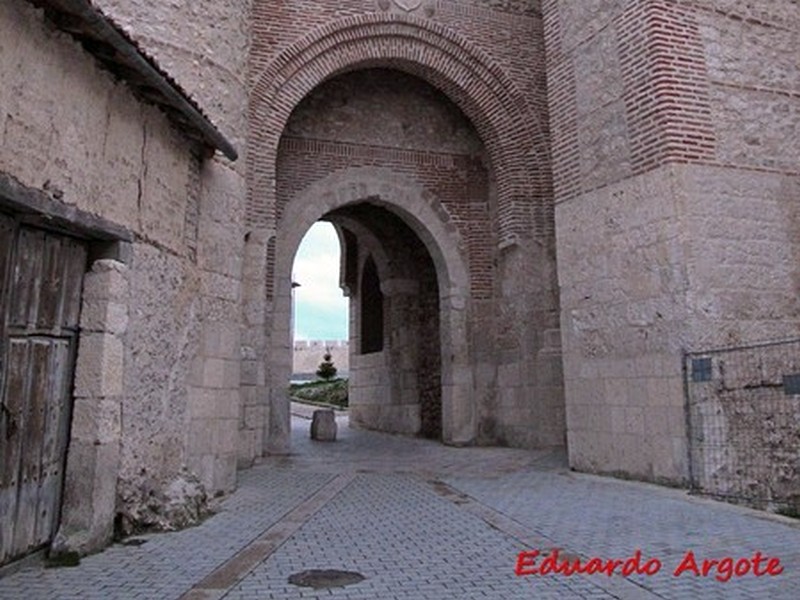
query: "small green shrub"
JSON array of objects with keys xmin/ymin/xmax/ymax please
[{"xmin": 316, "ymin": 352, "xmax": 338, "ymax": 381}]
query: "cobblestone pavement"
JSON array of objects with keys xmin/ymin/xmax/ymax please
[{"xmin": 1, "ymin": 415, "xmax": 798, "ymax": 599}]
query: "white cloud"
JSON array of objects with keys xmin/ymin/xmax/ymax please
[{"xmin": 292, "ymin": 222, "xmax": 348, "ymax": 340}]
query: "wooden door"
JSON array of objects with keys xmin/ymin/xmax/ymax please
[{"xmin": 0, "ymin": 215, "xmax": 87, "ymax": 566}]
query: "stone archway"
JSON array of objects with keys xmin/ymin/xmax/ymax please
[
  {"xmin": 247, "ymin": 13, "xmax": 552, "ymax": 243},
  {"xmin": 240, "ymin": 14, "xmax": 561, "ymax": 463},
  {"xmin": 268, "ymin": 167, "xmax": 473, "ymax": 452}
]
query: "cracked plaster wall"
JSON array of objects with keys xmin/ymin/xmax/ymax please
[
  {"xmin": 87, "ymin": 0, "xmax": 251, "ymax": 486},
  {"xmin": 92, "ymin": 0, "xmax": 251, "ymax": 477},
  {"xmin": 0, "ymin": 0, "xmax": 247, "ymax": 546}
]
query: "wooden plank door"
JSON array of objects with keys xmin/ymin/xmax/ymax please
[{"xmin": 0, "ymin": 219, "xmax": 87, "ymax": 566}]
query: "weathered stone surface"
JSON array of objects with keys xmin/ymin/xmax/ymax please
[
  {"xmin": 115, "ymin": 468, "xmax": 211, "ymax": 537},
  {"xmin": 94, "ymin": 0, "xmax": 250, "ymax": 153},
  {"xmin": 310, "ymin": 410, "xmax": 337, "ymax": 442},
  {"xmin": 545, "ymin": 0, "xmax": 800, "ymax": 484}
]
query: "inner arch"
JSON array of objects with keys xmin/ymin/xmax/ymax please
[{"xmin": 327, "ymin": 203, "xmax": 443, "ymax": 439}]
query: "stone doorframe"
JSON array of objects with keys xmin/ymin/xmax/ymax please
[
  {"xmin": 267, "ymin": 166, "xmax": 473, "ymax": 452},
  {"xmin": 0, "ymin": 173, "xmax": 132, "ymax": 556}
]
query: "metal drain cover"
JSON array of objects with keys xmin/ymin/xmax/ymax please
[{"xmin": 288, "ymin": 569, "xmax": 365, "ymax": 589}]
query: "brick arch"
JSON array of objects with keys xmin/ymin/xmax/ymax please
[
  {"xmin": 248, "ymin": 13, "xmax": 552, "ymax": 244},
  {"xmin": 266, "ymin": 166, "xmax": 475, "ymax": 452}
]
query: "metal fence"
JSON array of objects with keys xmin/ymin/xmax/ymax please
[{"xmin": 684, "ymin": 338, "xmax": 800, "ymax": 512}]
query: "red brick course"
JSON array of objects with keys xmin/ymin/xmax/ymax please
[{"xmin": 618, "ymin": 1, "xmax": 716, "ymax": 173}]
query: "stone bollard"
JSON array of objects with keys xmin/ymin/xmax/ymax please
[{"xmin": 310, "ymin": 409, "xmax": 337, "ymax": 442}]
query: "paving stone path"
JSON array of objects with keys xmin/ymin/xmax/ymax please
[{"xmin": 1, "ymin": 415, "xmax": 798, "ymax": 599}]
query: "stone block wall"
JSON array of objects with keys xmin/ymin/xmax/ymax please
[
  {"xmin": 545, "ymin": 0, "xmax": 800, "ymax": 483},
  {"xmin": 349, "ymin": 351, "xmax": 411, "ymax": 432},
  {"xmin": 681, "ymin": 1, "xmax": 800, "ymax": 348},
  {"xmin": 58, "ymin": 260, "xmax": 128, "ymax": 553},
  {"xmin": 0, "ymin": 0, "xmax": 247, "ymax": 551},
  {"xmin": 91, "ymin": 1, "xmax": 251, "ymax": 486}
]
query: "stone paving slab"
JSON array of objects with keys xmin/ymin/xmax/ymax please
[
  {"xmin": 444, "ymin": 468, "xmax": 800, "ymax": 599},
  {"xmin": 184, "ymin": 474, "xmax": 357, "ymax": 599},
  {"xmin": 0, "ymin": 469, "xmax": 334, "ymax": 600},
  {"xmin": 222, "ymin": 473, "xmax": 615, "ymax": 600},
  {"xmin": 1, "ymin": 417, "xmax": 798, "ymax": 599}
]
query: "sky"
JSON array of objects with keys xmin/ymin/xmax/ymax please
[{"xmin": 292, "ymin": 222, "xmax": 348, "ymax": 341}]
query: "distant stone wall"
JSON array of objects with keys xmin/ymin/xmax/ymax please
[{"xmin": 293, "ymin": 341, "xmax": 349, "ymax": 378}]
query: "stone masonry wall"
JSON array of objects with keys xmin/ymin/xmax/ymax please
[
  {"xmin": 681, "ymin": 1, "xmax": 800, "ymax": 348},
  {"xmin": 546, "ymin": 0, "xmax": 800, "ymax": 483},
  {"xmin": 91, "ymin": 1, "xmax": 250, "ymax": 486},
  {"xmin": 0, "ymin": 0, "xmax": 245, "ymax": 548}
]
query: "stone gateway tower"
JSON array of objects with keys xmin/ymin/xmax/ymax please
[
  {"xmin": 0, "ymin": 0, "xmax": 798, "ymax": 564},
  {"xmin": 243, "ymin": 0, "xmax": 563, "ymax": 459}
]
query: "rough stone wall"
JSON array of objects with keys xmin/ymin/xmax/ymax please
[
  {"xmin": 545, "ymin": 0, "xmax": 800, "ymax": 483},
  {"xmin": 686, "ymin": 339, "xmax": 800, "ymax": 509},
  {"xmin": 681, "ymin": 1, "xmax": 800, "ymax": 347},
  {"xmin": 417, "ymin": 262, "xmax": 442, "ymax": 439},
  {"xmin": 92, "ymin": 0, "xmax": 250, "ymax": 150},
  {"xmin": 0, "ymin": 2, "xmax": 188, "ymax": 235},
  {"xmin": 2, "ymin": 0, "xmax": 193, "ymax": 488},
  {"xmin": 91, "ymin": 1, "xmax": 251, "ymax": 485},
  {"xmin": 0, "ymin": 0, "xmax": 246, "ymax": 550}
]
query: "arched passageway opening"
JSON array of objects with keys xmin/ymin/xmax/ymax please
[
  {"xmin": 322, "ymin": 203, "xmax": 443, "ymax": 440},
  {"xmin": 359, "ymin": 256, "xmax": 383, "ymax": 356},
  {"xmin": 288, "ymin": 202, "xmax": 444, "ymax": 441},
  {"xmin": 240, "ymin": 13, "xmax": 564, "ymax": 466},
  {"xmin": 270, "ymin": 67, "xmax": 480, "ymax": 450}
]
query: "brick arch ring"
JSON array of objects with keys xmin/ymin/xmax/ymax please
[
  {"xmin": 248, "ymin": 13, "xmax": 552, "ymax": 244},
  {"xmin": 269, "ymin": 166, "xmax": 475, "ymax": 449}
]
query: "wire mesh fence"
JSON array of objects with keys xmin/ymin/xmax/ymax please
[{"xmin": 684, "ymin": 338, "xmax": 800, "ymax": 512}]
